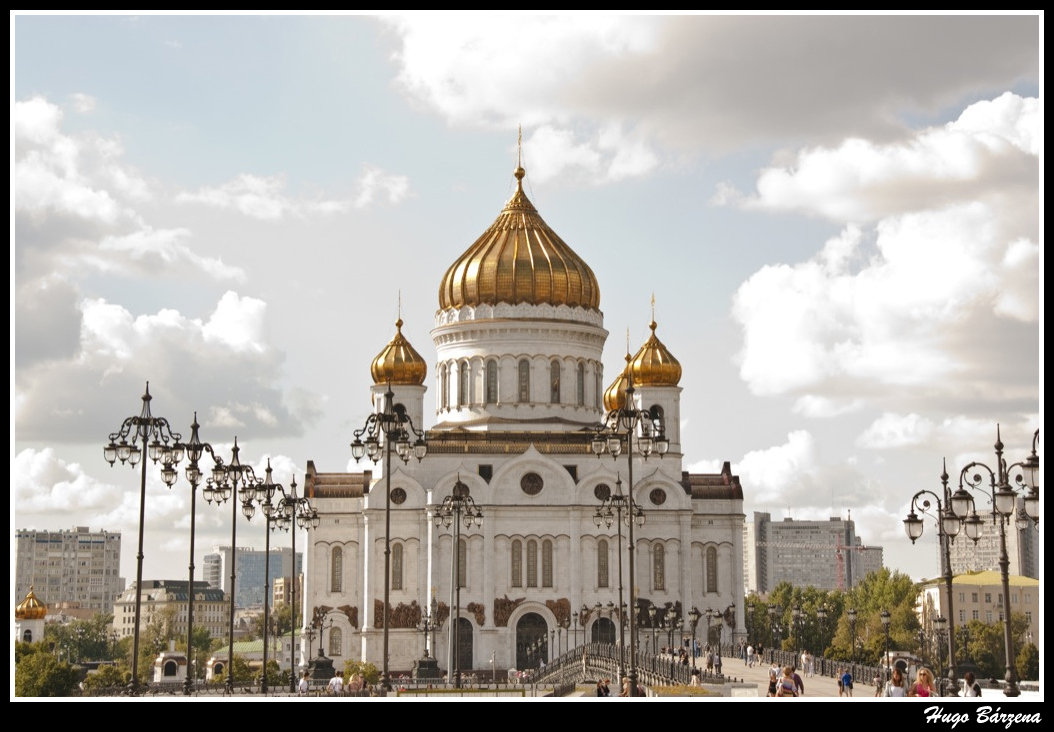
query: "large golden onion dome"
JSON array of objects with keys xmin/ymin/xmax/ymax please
[
  {"xmin": 629, "ymin": 320, "xmax": 682, "ymax": 386},
  {"xmin": 602, "ymin": 354, "xmax": 632, "ymax": 412},
  {"xmin": 438, "ymin": 165, "xmax": 601, "ymax": 311},
  {"xmin": 370, "ymin": 319, "xmax": 427, "ymax": 386},
  {"xmin": 16, "ymin": 586, "xmax": 47, "ymax": 620}
]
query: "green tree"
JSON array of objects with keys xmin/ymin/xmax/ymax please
[
  {"xmin": 344, "ymin": 660, "xmax": 380, "ymax": 685},
  {"xmin": 215, "ymin": 654, "xmax": 255, "ymax": 685},
  {"xmin": 272, "ymin": 602, "xmax": 302, "ymax": 637},
  {"xmin": 962, "ymin": 613, "xmax": 1030, "ymax": 680},
  {"xmin": 1015, "ymin": 642, "xmax": 1038, "ymax": 681},
  {"xmin": 15, "ymin": 645, "xmax": 80, "ymax": 697},
  {"xmin": 81, "ymin": 664, "xmax": 129, "ymax": 692}
]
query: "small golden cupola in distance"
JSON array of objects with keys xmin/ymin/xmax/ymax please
[
  {"xmin": 629, "ymin": 319, "xmax": 682, "ymax": 387},
  {"xmin": 371, "ymin": 318, "xmax": 428, "ymax": 386}
]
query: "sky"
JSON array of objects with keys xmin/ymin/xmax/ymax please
[{"xmin": 12, "ymin": 13, "xmax": 1042, "ymax": 591}]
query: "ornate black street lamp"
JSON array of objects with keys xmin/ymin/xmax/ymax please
[
  {"xmin": 687, "ymin": 607, "xmax": 701, "ymax": 671},
  {"xmin": 792, "ymin": 604, "xmax": 802, "ymax": 657},
  {"xmin": 817, "ymin": 604, "xmax": 829, "ymax": 657},
  {"xmin": 952, "ymin": 426, "xmax": 1040, "ymax": 697},
  {"xmin": 934, "ymin": 616, "xmax": 949, "ymax": 694},
  {"xmin": 163, "ymin": 413, "xmax": 223, "ymax": 695},
  {"xmin": 268, "ymin": 474, "xmax": 316, "ymax": 691},
  {"xmin": 351, "ymin": 386, "xmax": 428, "ymax": 692},
  {"xmin": 880, "ymin": 609, "xmax": 891, "ymax": 680},
  {"xmin": 572, "ymin": 611, "xmax": 580, "ymax": 649},
  {"xmin": 247, "ymin": 461, "xmax": 315, "ymax": 694},
  {"xmin": 202, "ymin": 438, "xmax": 263, "ymax": 695},
  {"xmin": 104, "ymin": 382, "xmax": 182, "ymax": 691},
  {"xmin": 595, "ymin": 476, "xmax": 642, "ymax": 677},
  {"xmin": 433, "ymin": 477, "xmax": 482, "ymax": 689},
  {"xmin": 418, "ymin": 595, "xmax": 443, "ymax": 660},
  {"xmin": 591, "ymin": 370, "xmax": 667, "ymax": 696},
  {"xmin": 847, "ymin": 608, "xmax": 858, "ymax": 665},
  {"xmin": 903, "ymin": 460, "xmax": 963, "ymax": 693}
]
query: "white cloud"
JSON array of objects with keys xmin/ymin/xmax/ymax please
[
  {"xmin": 95, "ymin": 227, "xmax": 246, "ymax": 281},
  {"xmin": 15, "ymin": 293, "xmax": 305, "ymax": 442},
  {"xmin": 15, "ymin": 447, "xmax": 124, "ymax": 513},
  {"xmin": 353, "ymin": 165, "xmax": 412, "ymax": 208},
  {"xmin": 725, "ymin": 94, "xmax": 1041, "ymax": 223},
  {"xmin": 384, "ymin": 16, "xmax": 1037, "ymax": 182},
  {"xmin": 856, "ymin": 413, "xmax": 934, "ymax": 449},
  {"xmin": 71, "ymin": 93, "xmax": 96, "ymax": 113},
  {"xmin": 730, "ymin": 95, "xmax": 1039, "ymax": 415}
]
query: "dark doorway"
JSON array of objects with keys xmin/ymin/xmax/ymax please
[
  {"xmin": 516, "ymin": 613, "xmax": 549, "ymax": 670},
  {"xmin": 591, "ymin": 617, "xmax": 616, "ymax": 644}
]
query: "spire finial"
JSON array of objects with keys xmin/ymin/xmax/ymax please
[
  {"xmin": 650, "ymin": 293, "xmax": 657, "ymax": 330},
  {"xmin": 514, "ymin": 126, "xmax": 526, "ymax": 187}
]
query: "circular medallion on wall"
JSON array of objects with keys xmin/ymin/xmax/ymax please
[
  {"xmin": 649, "ymin": 488, "xmax": 667, "ymax": 506},
  {"xmin": 594, "ymin": 483, "xmax": 611, "ymax": 501},
  {"xmin": 521, "ymin": 472, "xmax": 544, "ymax": 495},
  {"xmin": 391, "ymin": 487, "xmax": 407, "ymax": 505}
]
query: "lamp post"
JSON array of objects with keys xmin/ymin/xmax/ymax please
[
  {"xmin": 248, "ymin": 460, "xmax": 312, "ymax": 694},
  {"xmin": 595, "ymin": 477, "xmax": 642, "ymax": 679},
  {"xmin": 746, "ymin": 600, "xmax": 755, "ymax": 647},
  {"xmin": 687, "ymin": 607, "xmax": 701, "ymax": 671},
  {"xmin": 418, "ymin": 595, "xmax": 443, "ymax": 660},
  {"xmin": 817, "ymin": 604, "xmax": 828, "ymax": 658},
  {"xmin": 104, "ymin": 382, "xmax": 183, "ymax": 692},
  {"xmin": 351, "ymin": 386, "xmax": 428, "ymax": 692},
  {"xmin": 560, "ymin": 617, "xmax": 569, "ymax": 656},
  {"xmin": 164, "ymin": 413, "xmax": 222, "ymax": 696},
  {"xmin": 433, "ymin": 477, "xmax": 482, "ymax": 689},
  {"xmin": 903, "ymin": 460, "xmax": 963, "ymax": 694},
  {"xmin": 880, "ymin": 609, "xmax": 891, "ymax": 681},
  {"xmin": 934, "ymin": 616, "xmax": 948, "ymax": 695},
  {"xmin": 952, "ymin": 426, "xmax": 1039, "ymax": 697},
  {"xmin": 572, "ymin": 611, "xmax": 579, "ymax": 649},
  {"xmin": 202, "ymin": 438, "xmax": 263, "ymax": 695},
  {"xmin": 847, "ymin": 608, "xmax": 858, "ymax": 665},
  {"xmin": 591, "ymin": 371, "xmax": 667, "ymax": 697},
  {"xmin": 792, "ymin": 604, "xmax": 802, "ymax": 657},
  {"xmin": 647, "ymin": 604, "xmax": 658, "ymax": 657},
  {"xmin": 271, "ymin": 475, "xmax": 316, "ymax": 691}
]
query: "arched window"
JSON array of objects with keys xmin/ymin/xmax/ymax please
[
  {"xmin": 458, "ymin": 538, "xmax": 467, "ymax": 589},
  {"xmin": 485, "ymin": 361, "xmax": 498, "ymax": 404},
  {"xmin": 577, "ymin": 363, "xmax": 585, "ymax": 406},
  {"xmin": 458, "ymin": 362, "xmax": 469, "ymax": 408},
  {"xmin": 392, "ymin": 543, "xmax": 403, "ymax": 591},
  {"xmin": 526, "ymin": 539, "xmax": 538, "ymax": 587},
  {"xmin": 511, "ymin": 539, "xmax": 522, "ymax": 588},
  {"xmin": 22, "ymin": 629, "xmax": 32, "ymax": 643},
  {"xmin": 706, "ymin": 546, "xmax": 718, "ymax": 593},
  {"xmin": 597, "ymin": 539, "xmax": 609, "ymax": 588},
  {"xmin": 594, "ymin": 371, "xmax": 602, "ymax": 409},
  {"xmin": 440, "ymin": 364, "xmax": 449, "ymax": 409},
  {"xmin": 329, "ymin": 627, "xmax": 343, "ymax": 656},
  {"xmin": 518, "ymin": 360, "xmax": 530, "ymax": 403},
  {"xmin": 550, "ymin": 360, "xmax": 561, "ymax": 403},
  {"xmin": 542, "ymin": 539, "xmax": 553, "ymax": 588},
  {"xmin": 330, "ymin": 546, "xmax": 343, "ymax": 593},
  {"xmin": 653, "ymin": 543, "xmax": 665, "ymax": 591}
]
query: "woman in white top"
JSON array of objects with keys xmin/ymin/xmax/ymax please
[{"xmin": 884, "ymin": 666, "xmax": 909, "ymax": 697}]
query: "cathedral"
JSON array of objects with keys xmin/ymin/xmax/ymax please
[{"xmin": 303, "ymin": 162, "xmax": 745, "ymax": 676}]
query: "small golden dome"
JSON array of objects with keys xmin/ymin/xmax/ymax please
[
  {"xmin": 438, "ymin": 165, "xmax": 600, "ymax": 312},
  {"xmin": 603, "ymin": 355, "xmax": 632, "ymax": 412},
  {"xmin": 629, "ymin": 321, "xmax": 681, "ymax": 386},
  {"xmin": 16, "ymin": 586, "xmax": 47, "ymax": 620},
  {"xmin": 370, "ymin": 319, "xmax": 427, "ymax": 386}
]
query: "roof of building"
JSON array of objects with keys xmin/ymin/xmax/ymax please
[
  {"xmin": 950, "ymin": 570, "xmax": 1039, "ymax": 587},
  {"xmin": 16, "ymin": 586, "xmax": 47, "ymax": 620},
  {"xmin": 682, "ymin": 463, "xmax": 744, "ymax": 500},
  {"xmin": 438, "ymin": 164, "xmax": 600, "ymax": 312},
  {"xmin": 371, "ymin": 318, "xmax": 428, "ymax": 386}
]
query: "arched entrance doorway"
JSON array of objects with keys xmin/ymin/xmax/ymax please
[
  {"xmin": 591, "ymin": 617, "xmax": 616, "ymax": 644},
  {"xmin": 456, "ymin": 617, "xmax": 473, "ymax": 673},
  {"xmin": 516, "ymin": 613, "xmax": 549, "ymax": 670}
]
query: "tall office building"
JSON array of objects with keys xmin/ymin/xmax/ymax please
[
  {"xmin": 746, "ymin": 512, "xmax": 882, "ymax": 593},
  {"xmin": 945, "ymin": 497, "xmax": 1038, "ymax": 579},
  {"xmin": 15, "ymin": 527, "xmax": 125, "ymax": 613},
  {"xmin": 203, "ymin": 546, "xmax": 303, "ymax": 609}
]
